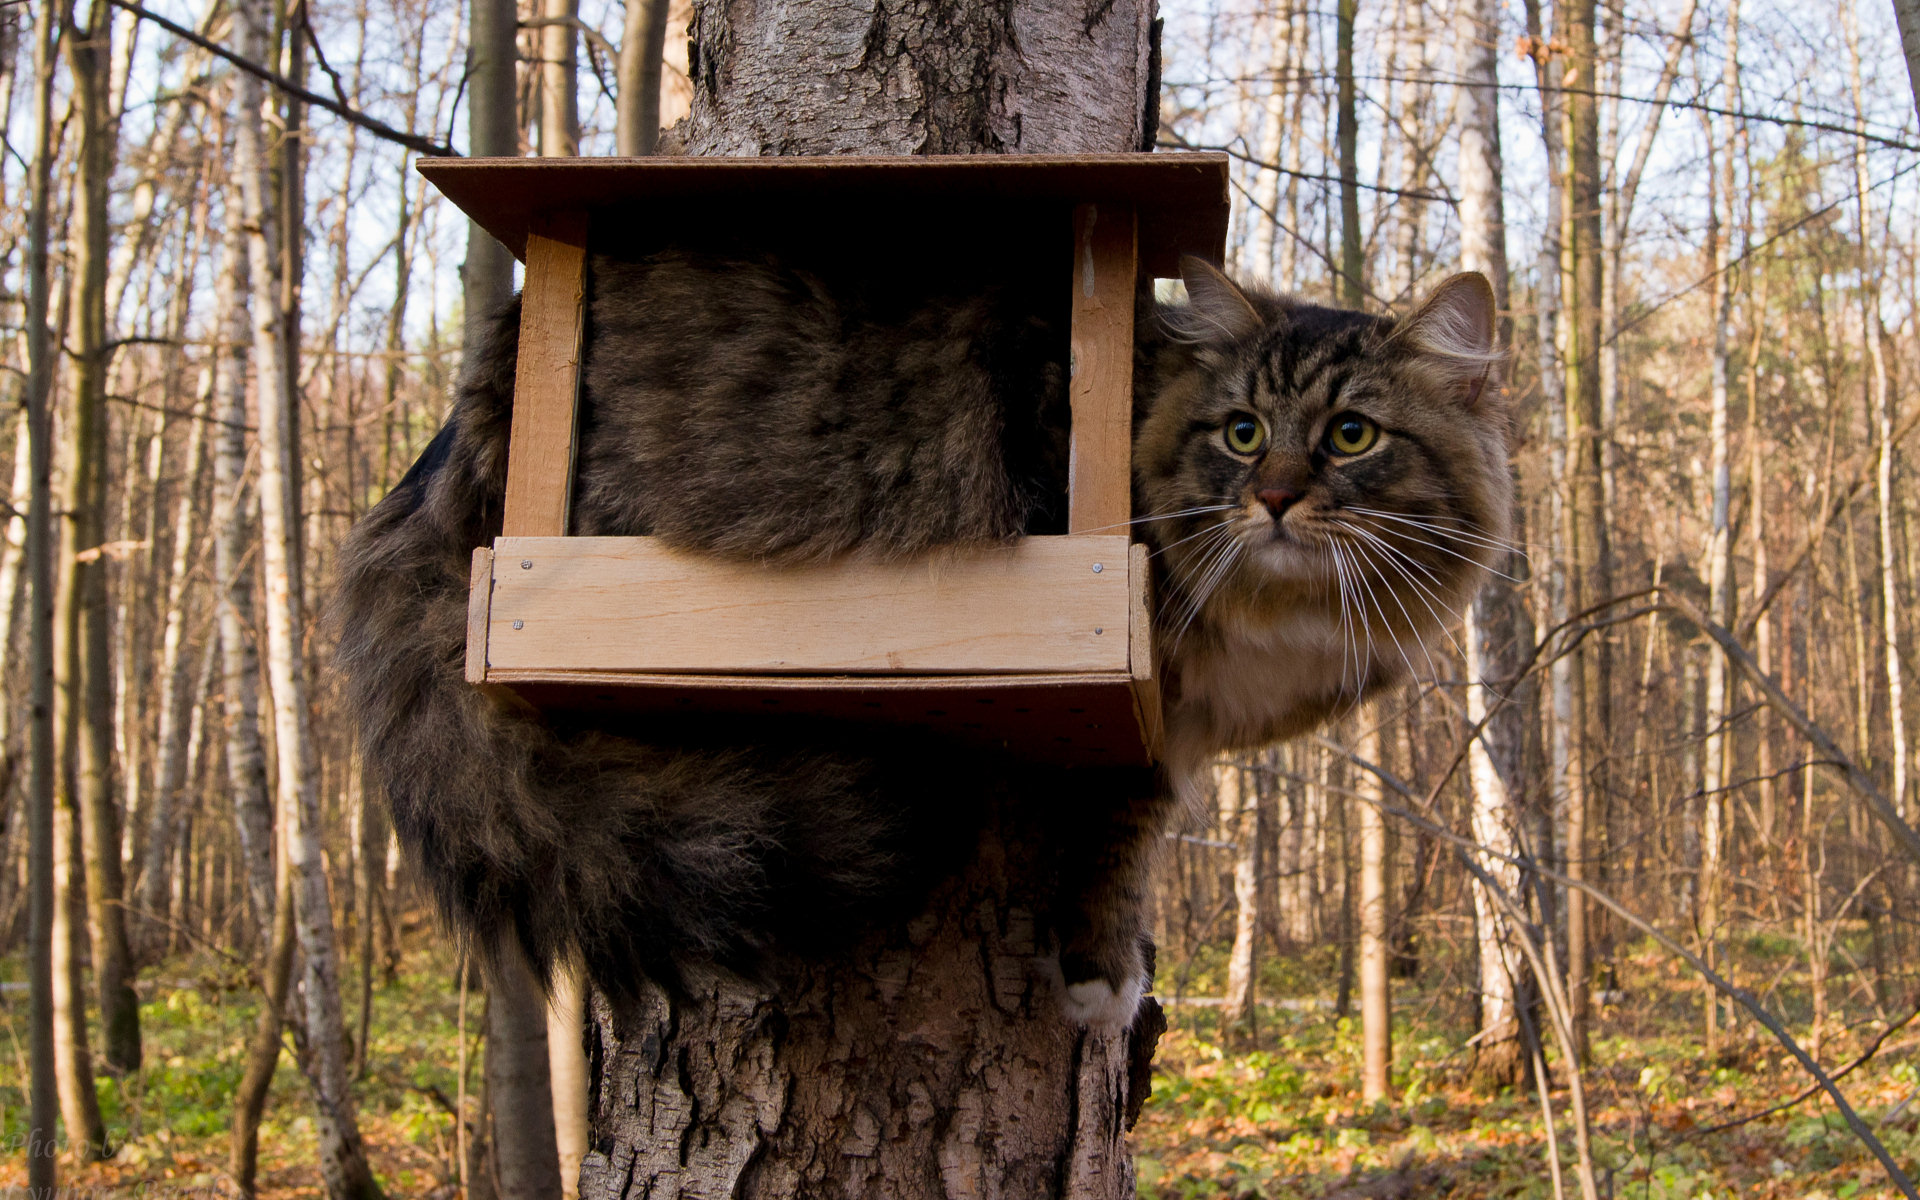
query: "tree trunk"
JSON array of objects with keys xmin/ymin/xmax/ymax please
[
  {"xmin": 579, "ymin": 6, "xmax": 1162, "ymax": 1195},
  {"xmin": 59, "ymin": 0, "xmax": 141, "ymax": 1078},
  {"xmin": 1894, "ymin": 0, "xmax": 1920, "ymax": 129},
  {"xmin": 1221, "ymin": 760, "xmax": 1262, "ymax": 1041},
  {"xmin": 1334, "ymin": 0, "xmax": 1362, "ymax": 308},
  {"xmin": 210, "ymin": 211, "xmax": 276, "ymax": 944},
  {"xmin": 615, "ymin": 0, "xmax": 672, "ymax": 155},
  {"xmin": 1700, "ymin": 1, "xmax": 1740, "ymax": 1057},
  {"xmin": 463, "ymin": 0, "xmax": 517, "ymax": 340},
  {"xmin": 1356, "ymin": 715, "xmax": 1391, "ymax": 1102},
  {"xmin": 547, "ymin": 964, "xmax": 591, "ymax": 1199},
  {"xmin": 232, "ymin": 0, "xmax": 384, "ymax": 1187},
  {"xmin": 231, "ymin": 866, "xmax": 297, "ymax": 1196},
  {"xmin": 1559, "ymin": 0, "xmax": 1603, "ymax": 1064},
  {"xmin": 137, "ymin": 372, "xmax": 211, "ymax": 957},
  {"xmin": 539, "ymin": 0, "xmax": 580, "ymax": 155},
  {"xmin": 1455, "ymin": 0, "xmax": 1525, "ymax": 1090},
  {"xmin": 676, "ymin": 0, "xmax": 1157, "ymax": 155},
  {"xmin": 24, "ymin": 0, "xmax": 62, "ymax": 1178},
  {"xmin": 488, "ymin": 941, "xmax": 563, "ymax": 1198}
]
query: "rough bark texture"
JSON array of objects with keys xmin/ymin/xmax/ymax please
[
  {"xmin": 581, "ymin": 791, "xmax": 1164, "ymax": 1199},
  {"xmin": 673, "ymin": 0, "xmax": 1158, "ymax": 155},
  {"xmin": 574, "ymin": 5, "xmax": 1163, "ymax": 1194}
]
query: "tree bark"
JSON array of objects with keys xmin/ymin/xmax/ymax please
[
  {"xmin": 538, "ymin": 0, "xmax": 579, "ymax": 155},
  {"xmin": 1894, "ymin": 0, "xmax": 1920, "ymax": 130},
  {"xmin": 578, "ymin": 6, "xmax": 1163, "ymax": 1195},
  {"xmin": 59, "ymin": 0, "xmax": 142, "ymax": 1078},
  {"xmin": 209, "ymin": 210, "xmax": 276, "ymax": 944},
  {"xmin": 1455, "ymin": 0, "xmax": 1526, "ymax": 1089},
  {"xmin": 1559, "ymin": 0, "xmax": 1603, "ymax": 1064},
  {"xmin": 674, "ymin": 0, "xmax": 1158, "ymax": 155},
  {"xmin": 1334, "ymin": 0, "xmax": 1362, "ymax": 307},
  {"xmin": 232, "ymin": 0, "xmax": 384, "ymax": 1186},
  {"xmin": 615, "ymin": 0, "xmax": 671, "ymax": 155},
  {"xmin": 463, "ymin": 0, "xmax": 517, "ymax": 342},
  {"xmin": 1356, "ymin": 715, "xmax": 1391, "ymax": 1102},
  {"xmin": 1221, "ymin": 759, "xmax": 1262, "ymax": 1041},
  {"xmin": 488, "ymin": 941, "xmax": 563, "ymax": 1198},
  {"xmin": 24, "ymin": 0, "xmax": 62, "ymax": 1178}
]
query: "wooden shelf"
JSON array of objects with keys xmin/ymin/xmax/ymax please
[
  {"xmin": 466, "ymin": 539, "xmax": 1162, "ymax": 766},
  {"xmin": 419, "ymin": 154, "xmax": 1232, "ymax": 767}
]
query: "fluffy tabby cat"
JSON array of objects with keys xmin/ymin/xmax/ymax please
[{"xmin": 337, "ymin": 250, "xmax": 1508, "ymax": 1028}]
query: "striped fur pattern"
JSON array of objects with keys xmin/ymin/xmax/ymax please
[{"xmin": 336, "ymin": 252, "xmax": 1507, "ymax": 1029}]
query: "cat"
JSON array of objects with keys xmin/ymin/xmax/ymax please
[{"xmin": 335, "ymin": 249, "xmax": 1508, "ymax": 1030}]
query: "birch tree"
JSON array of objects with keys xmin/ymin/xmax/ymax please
[
  {"xmin": 1455, "ymin": 0, "xmax": 1526, "ymax": 1088},
  {"xmin": 230, "ymin": 0, "xmax": 384, "ymax": 1188}
]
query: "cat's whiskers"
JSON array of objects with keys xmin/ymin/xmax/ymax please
[
  {"xmin": 1344, "ymin": 511, "xmax": 1527, "ymax": 583},
  {"xmin": 1335, "ymin": 521, "xmax": 1467, "ymax": 664},
  {"xmin": 1150, "ymin": 514, "xmax": 1243, "ymax": 560},
  {"xmin": 1323, "ymin": 541, "xmax": 1358, "ymax": 699},
  {"xmin": 1155, "ymin": 522, "xmax": 1237, "ymax": 642},
  {"xmin": 1324, "ymin": 541, "xmax": 1371, "ymax": 721},
  {"xmin": 1334, "ymin": 534, "xmax": 1431, "ymax": 686},
  {"xmin": 1346, "ymin": 506, "xmax": 1528, "ymax": 562},
  {"xmin": 1077, "ymin": 504, "xmax": 1241, "ymax": 535},
  {"xmin": 1164, "ymin": 527, "xmax": 1246, "ymax": 653}
]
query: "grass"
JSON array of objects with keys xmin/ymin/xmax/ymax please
[{"xmin": 0, "ymin": 928, "xmax": 1914, "ymax": 1197}]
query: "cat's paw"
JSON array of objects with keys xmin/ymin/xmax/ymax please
[
  {"xmin": 1061, "ymin": 974, "xmax": 1147, "ymax": 1031},
  {"xmin": 1056, "ymin": 947, "xmax": 1149, "ymax": 1031}
]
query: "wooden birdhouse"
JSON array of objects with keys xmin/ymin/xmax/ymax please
[{"xmin": 420, "ymin": 153, "xmax": 1230, "ymax": 767}]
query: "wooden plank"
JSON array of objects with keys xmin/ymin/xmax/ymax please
[
  {"xmin": 1126, "ymin": 542, "xmax": 1163, "ymax": 760},
  {"xmin": 501, "ymin": 211, "xmax": 589, "ymax": 538},
  {"xmin": 416, "ymin": 154, "xmax": 1229, "ymax": 278},
  {"xmin": 466, "ymin": 546, "xmax": 495, "ymax": 684},
  {"xmin": 1069, "ymin": 203, "xmax": 1138, "ymax": 535},
  {"xmin": 486, "ymin": 535, "xmax": 1133, "ymax": 675}
]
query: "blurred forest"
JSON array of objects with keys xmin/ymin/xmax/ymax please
[{"xmin": 2, "ymin": 0, "xmax": 1920, "ymax": 1196}]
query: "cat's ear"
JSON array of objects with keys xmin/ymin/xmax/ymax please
[
  {"xmin": 1391, "ymin": 272, "xmax": 1503, "ymax": 407},
  {"xmin": 1164, "ymin": 256, "xmax": 1265, "ymax": 344}
]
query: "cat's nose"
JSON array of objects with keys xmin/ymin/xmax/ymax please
[{"xmin": 1257, "ymin": 488, "xmax": 1300, "ymax": 520}]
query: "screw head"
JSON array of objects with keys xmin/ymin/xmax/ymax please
[
  {"xmin": 1091, "ymin": 562, "xmax": 1104, "ymax": 574},
  {"xmin": 521, "ymin": 560, "xmax": 533, "ymax": 570},
  {"xmin": 1094, "ymin": 627, "xmax": 1104, "ymax": 635},
  {"xmin": 511, "ymin": 619, "xmax": 524, "ymax": 630}
]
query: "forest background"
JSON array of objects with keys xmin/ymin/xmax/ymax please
[{"xmin": 3, "ymin": 0, "xmax": 1920, "ymax": 1196}]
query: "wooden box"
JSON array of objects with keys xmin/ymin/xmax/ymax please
[{"xmin": 420, "ymin": 154, "xmax": 1230, "ymax": 766}]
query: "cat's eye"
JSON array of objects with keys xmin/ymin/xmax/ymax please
[
  {"xmin": 1223, "ymin": 413, "xmax": 1267, "ymax": 455},
  {"xmin": 1324, "ymin": 413, "xmax": 1379, "ymax": 456}
]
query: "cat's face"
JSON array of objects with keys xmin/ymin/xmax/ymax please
[{"xmin": 1136, "ymin": 263, "xmax": 1512, "ymax": 678}]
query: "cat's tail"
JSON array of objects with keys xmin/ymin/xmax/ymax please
[{"xmin": 333, "ymin": 300, "xmax": 930, "ymax": 996}]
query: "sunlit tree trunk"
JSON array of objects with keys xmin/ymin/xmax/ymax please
[
  {"xmin": 616, "ymin": 0, "xmax": 671, "ymax": 155},
  {"xmin": 22, "ymin": 8, "xmax": 59, "ymax": 1170},
  {"xmin": 539, "ymin": 0, "xmax": 579, "ymax": 155},
  {"xmin": 137, "ymin": 374, "xmax": 210, "ymax": 956},
  {"xmin": 1356, "ymin": 714, "xmax": 1391, "ymax": 1102},
  {"xmin": 1335, "ymin": 0, "xmax": 1361, "ymax": 308},
  {"xmin": 58, "ymin": 0, "xmax": 141, "ymax": 1079},
  {"xmin": 232, "ymin": 0, "xmax": 384, "ymax": 1187},
  {"xmin": 1559, "ymin": 0, "xmax": 1603, "ymax": 1063},
  {"xmin": 1242, "ymin": 3, "xmax": 1293, "ymax": 287},
  {"xmin": 1221, "ymin": 759, "xmax": 1262, "ymax": 1041},
  {"xmin": 1455, "ymin": 0, "xmax": 1524, "ymax": 1088},
  {"xmin": 1852, "ymin": 14, "xmax": 1908, "ymax": 829}
]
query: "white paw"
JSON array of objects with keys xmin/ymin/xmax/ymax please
[{"xmin": 1062, "ymin": 975, "xmax": 1146, "ymax": 1032}]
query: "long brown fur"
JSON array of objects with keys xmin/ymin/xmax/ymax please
[{"xmin": 336, "ymin": 252, "xmax": 1508, "ymax": 1027}]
